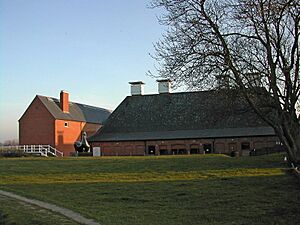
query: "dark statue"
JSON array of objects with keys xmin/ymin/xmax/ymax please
[{"xmin": 74, "ymin": 132, "xmax": 90, "ymax": 152}]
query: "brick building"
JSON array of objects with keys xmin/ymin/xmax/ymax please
[
  {"xmin": 89, "ymin": 80, "xmax": 278, "ymax": 156},
  {"xmin": 19, "ymin": 91, "xmax": 111, "ymax": 156}
]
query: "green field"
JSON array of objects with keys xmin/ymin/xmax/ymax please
[{"xmin": 0, "ymin": 154, "xmax": 299, "ymax": 225}]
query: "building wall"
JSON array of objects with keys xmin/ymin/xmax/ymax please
[
  {"xmin": 82, "ymin": 123, "xmax": 102, "ymax": 138},
  {"xmin": 19, "ymin": 96, "xmax": 102, "ymax": 157},
  {"xmin": 19, "ymin": 97, "xmax": 55, "ymax": 146},
  {"xmin": 92, "ymin": 141, "xmax": 146, "ymax": 156},
  {"xmin": 55, "ymin": 120, "xmax": 101, "ymax": 156},
  {"xmin": 91, "ymin": 136, "xmax": 278, "ymax": 156}
]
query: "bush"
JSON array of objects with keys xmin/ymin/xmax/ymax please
[{"xmin": 0, "ymin": 150, "xmax": 24, "ymax": 158}]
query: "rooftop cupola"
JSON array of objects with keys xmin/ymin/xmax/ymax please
[
  {"xmin": 129, "ymin": 81, "xmax": 145, "ymax": 96},
  {"xmin": 157, "ymin": 79, "xmax": 171, "ymax": 94}
]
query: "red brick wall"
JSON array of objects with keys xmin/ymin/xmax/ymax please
[
  {"xmin": 19, "ymin": 96, "xmax": 102, "ymax": 157},
  {"xmin": 92, "ymin": 141, "xmax": 146, "ymax": 156},
  {"xmin": 55, "ymin": 120, "xmax": 101, "ymax": 156},
  {"xmin": 92, "ymin": 136, "xmax": 278, "ymax": 156},
  {"xmin": 55, "ymin": 120, "xmax": 82, "ymax": 156},
  {"xmin": 19, "ymin": 97, "xmax": 55, "ymax": 146}
]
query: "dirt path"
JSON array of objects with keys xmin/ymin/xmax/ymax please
[{"xmin": 0, "ymin": 190, "xmax": 101, "ymax": 225}]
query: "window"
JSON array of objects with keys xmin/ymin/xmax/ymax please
[{"xmin": 64, "ymin": 122, "xmax": 69, "ymax": 127}]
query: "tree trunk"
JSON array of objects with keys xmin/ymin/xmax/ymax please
[{"xmin": 276, "ymin": 119, "xmax": 300, "ymax": 168}]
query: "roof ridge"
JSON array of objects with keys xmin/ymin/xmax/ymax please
[
  {"xmin": 37, "ymin": 95, "xmax": 111, "ymax": 111},
  {"xmin": 36, "ymin": 95, "xmax": 111, "ymax": 124}
]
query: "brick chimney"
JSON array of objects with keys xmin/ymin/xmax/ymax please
[
  {"xmin": 129, "ymin": 81, "xmax": 145, "ymax": 95},
  {"xmin": 157, "ymin": 79, "xmax": 171, "ymax": 94},
  {"xmin": 60, "ymin": 90, "xmax": 69, "ymax": 113}
]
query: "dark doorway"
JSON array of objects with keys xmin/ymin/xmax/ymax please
[
  {"xmin": 190, "ymin": 144, "xmax": 200, "ymax": 154},
  {"xmin": 241, "ymin": 142, "xmax": 250, "ymax": 156},
  {"xmin": 241, "ymin": 142, "xmax": 250, "ymax": 150},
  {"xmin": 229, "ymin": 143, "xmax": 237, "ymax": 152},
  {"xmin": 159, "ymin": 150, "xmax": 168, "ymax": 155},
  {"xmin": 190, "ymin": 148, "xmax": 200, "ymax": 154},
  {"xmin": 159, "ymin": 145, "xmax": 168, "ymax": 155},
  {"xmin": 171, "ymin": 149, "xmax": 187, "ymax": 155},
  {"xmin": 148, "ymin": 146, "xmax": 155, "ymax": 155},
  {"xmin": 178, "ymin": 149, "xmax": 187, "ymax": 154},
  {"xmin": 203, "ymin": 144, "xmax": 212, "ymax": 154},
  {"xmin": 171, "ymin": 149, "xmax": 178, "ymax": 155},
  {"xmin": 171, "ymin": 145, "xmax": 186, "ymax": 155}
]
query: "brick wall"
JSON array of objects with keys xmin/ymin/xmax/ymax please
[
  {"xmin": 92, "ymin": 141, "xmax": 146, "ymax": 156},
  {"xmin": 19, "ymin": 96, "xmax": 102, "ymax": 157},
  {"xmin": 92, "ymin": 135, "xmax": 278, "ymax": 156},
  {"xmin": 55, "ymin": 120, "xmax": 101, "ymax": 156},
  {"xmin": 19, "ymin": 97, "xmax": 55, "ymax": 146}
]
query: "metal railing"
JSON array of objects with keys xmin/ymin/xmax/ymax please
[{"xmin": 0, "ymin": 145, "xmax": 64, "ymax": 157}]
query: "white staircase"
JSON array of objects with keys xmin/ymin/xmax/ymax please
[{"xmin": 0, "ymin": 145, "xmax": 64, "ymax": 157}]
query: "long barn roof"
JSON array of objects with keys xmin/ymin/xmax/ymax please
[{"xmin": 89, "ymin": 90, "xmax": 275, "ymax": 142}]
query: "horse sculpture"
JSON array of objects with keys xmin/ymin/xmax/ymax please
[{"xmin": 74, "ymin": 131, "xmax": 90, "ymax": 152}]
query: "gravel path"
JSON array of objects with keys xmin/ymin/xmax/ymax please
[{"xmin": 0, "ymin": 190, "xmax": 101, "ymax": 225}]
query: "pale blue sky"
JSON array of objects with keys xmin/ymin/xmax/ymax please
[{"xmin": 0, "ymin": 0, "xmax": 165, "ymax": 142}]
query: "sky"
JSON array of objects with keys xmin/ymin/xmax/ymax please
[{"xmin": 0, "ymin": 0, "xmax": 166, "ymax": 142}]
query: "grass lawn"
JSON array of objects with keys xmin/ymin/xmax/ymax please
[
  {"xmin": 0, "ymin": 154, "xmax": 299, "ymax": 225},
  {"xmin": 0, "ymin": 195, "xmax": 80, "ymax": 225}
]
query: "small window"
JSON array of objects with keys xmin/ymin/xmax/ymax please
[{"xmin": 64, "ymin": 122, "xmax": 69, "ymax": 127}]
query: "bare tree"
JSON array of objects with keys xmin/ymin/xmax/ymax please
[
  {"xmin": 3, "ymin": 139, "xmax": 19, "ymax": 146},
  {"xmin": 150, "ymin": 0, "xmax": 300, "ymax": 165}
]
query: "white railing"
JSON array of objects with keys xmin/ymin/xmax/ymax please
[
  {"xmin": 47, "ymin": 145, "xmax": 64, "ymax": 157},
  {"xmin": 0, "ymin": 145, "xmax": 64, "ymax": 157}
]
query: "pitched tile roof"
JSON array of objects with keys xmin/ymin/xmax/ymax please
[
  {"xmin": 37, "ymin": 95, "xmax": 111, "ymax": 124},
  {"xmin": 89, "ymin": 90, "xmax": 275, "ymax": 141}
]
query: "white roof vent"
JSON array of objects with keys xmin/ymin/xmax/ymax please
[
  {"xmin": 129, "ymin": 81, "xmax": 145, "ymax": 96},
  {"xmin": 157, "ymin": 79, "xmax": 171, "ymax": 94}
]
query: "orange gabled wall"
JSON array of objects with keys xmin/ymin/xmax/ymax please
[
  {"xmin": 19, "ymin": 97, "xmax": 55, "ymax": 146},
  {"xmin": 54, "ymin": 120, "xmax": 101, "ymax": 156},
  {"xmin": 55, "ymin": 120, "xmax": 84, "ymax": 156}
]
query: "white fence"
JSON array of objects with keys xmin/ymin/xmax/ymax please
[{"xmin": 0, "ymin": 145, "xmax": 64, "ymax": 157}]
